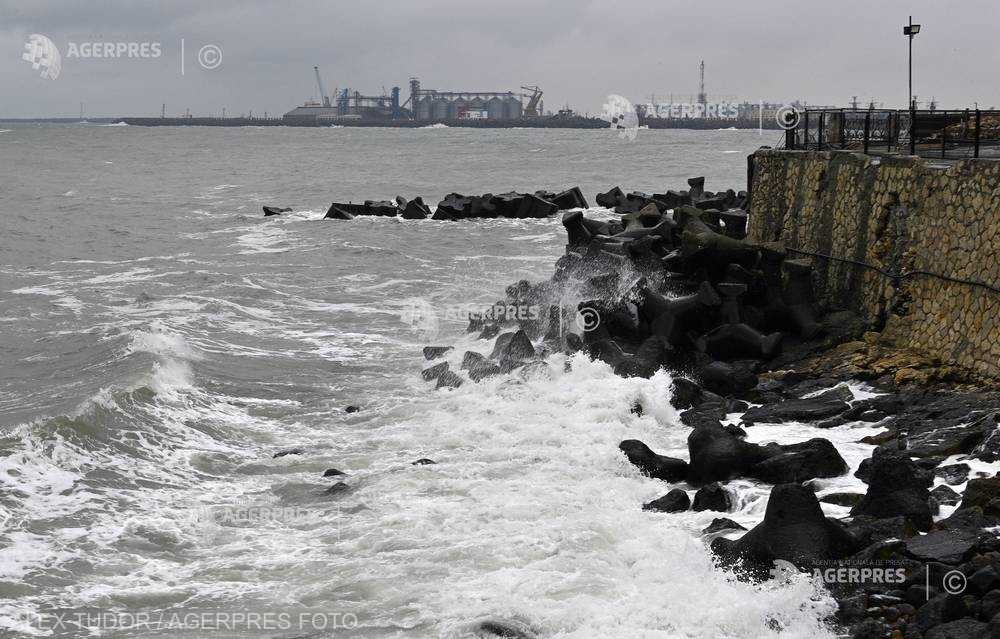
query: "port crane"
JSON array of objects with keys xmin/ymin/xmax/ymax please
[
  {"xmin": 314, "ymin": 66, "xmax": 331, "ymax": 107},
  {"xmin": 521, "ymin": 85, "xmax": 543, "ymax": 117}
]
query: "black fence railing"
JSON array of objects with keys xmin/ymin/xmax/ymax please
[{"xmin": 784, "ymin": 108, "xmax": 1000, "ymax": 160}]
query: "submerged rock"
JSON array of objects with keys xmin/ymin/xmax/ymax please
[
  {"xmin": 324, "ymin": 482, "xmax": 350, "ymax": 495},
  {"xmin": 703, "ymin": 518, "xmax": 746, "ymax": 534},
  {"xmin": 273, "ymin": 448, "xmax": 305, "ymax": 459},
  {"xmin": 747, "ymin": 438, "xmax": 848, "ymax": 484},
  {"xmin": 643, "ymin": 488, "xmax": 690, "ymax": 513},
  {"xmin": 421, "ymin": 361, "xmax": 449, "ymax": 381},
  {"xmin": 435, "ymin": 370, "xmax": 463, "ymax": 389},
  {"xmin": 471, "ymin": 617, "xmax": 538, "ymax": 639},
  {"xmin": 619, "ymin": 439, "xmax": 688, "ymax": 482},
  {"xmin": 263, "ymin": 205, "xmax": 291, "ymax": 216},
  {"xmin": 422, "ymin": 346, "xmax": 453, "ymax": 360},
  {"xmin": 692, "ymin": 483, "xmax": 731, "ymax": 512}
]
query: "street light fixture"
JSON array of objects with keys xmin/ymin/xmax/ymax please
[{"xmin": 903, "ymin": 16, "xmax": 921, "ymax": 110}]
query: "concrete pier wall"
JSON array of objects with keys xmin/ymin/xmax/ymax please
[{"xmin": 747, "ymin": 150, "xmax": 1000, "ymax": 380}]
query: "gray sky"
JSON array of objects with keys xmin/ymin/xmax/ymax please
[{"xmin": 2, "ymin": 0, "xmax": 998, "ymax": 118}]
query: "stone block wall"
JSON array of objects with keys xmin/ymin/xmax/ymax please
[{"xmin": 747, "ymin": 149, "xmax": 1000, "ymax": 380}]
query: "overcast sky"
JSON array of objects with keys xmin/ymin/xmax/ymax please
[{"xmin": 2, "ymin": 0, "xmax": 998, "ymax": 118}]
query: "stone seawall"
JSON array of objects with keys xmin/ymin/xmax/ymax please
[{"xmin": 747, "ymin": 150, "xmax": 1000, "ymax": 381}]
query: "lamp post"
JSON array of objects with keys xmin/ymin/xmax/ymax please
[{"xmin": 903, "ymin": 16, "xmax": 921, "ymax": 109}]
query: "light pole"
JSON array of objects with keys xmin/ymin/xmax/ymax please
[{"xmin": 903, "ymin": 16, "xmax": 921, "ymax": 109}]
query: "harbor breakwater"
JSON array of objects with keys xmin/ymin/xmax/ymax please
[{"xmin": 748, "ymin": 150, "xmax": 1000, "ymax": 384}]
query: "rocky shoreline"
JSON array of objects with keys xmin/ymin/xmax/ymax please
[{"xmin": 416, "ymin": 178, "xmax": 1000, "ymax": 638}]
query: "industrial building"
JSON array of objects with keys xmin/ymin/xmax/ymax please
[
  {"xmin": 282, "ymin": 68, "xmax": 543, "ymax": 124},
  {"xmin": 405, "ymin": 78, "xmax": 534, "ymax": 122}
]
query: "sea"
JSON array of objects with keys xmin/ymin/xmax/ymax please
[{"xmin": 0, "ymin": 123, "xmax": 879, "ymax": 638}]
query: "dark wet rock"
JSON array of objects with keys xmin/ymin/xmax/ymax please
[
  {"xmin": 703, "ymin": 518, "xmax": 746, "ymax": 534},
  {"xmin": 696, "ymin": 359, "xmax": 758, "ymax": 396},
  {"xmin": 324, "ymin": 204, "xmax": 355, "ymax": 220},
  {"xmin": 696, "ymin": 323, "xmax": 782, "ymax": 361},
  {"xmin": 936, "ymin": 507, "xmax": 988, "ymax": 532},
  {"xmin": 324, "ymin": 482, "xmax": 350, "ymax": 495},
  {"xmin": 692, "ymin": 483, "xmax": 731, "ymax": 512},
  {"xmin": 851, "ymin": 449, "xmax": 933, "ymax": 531},
  {"xmin": 905, "ymin": 583, "xmax": 938, "ymax": 606},
  {"xmin": 669, "ymin": 377, "xmax": 706, "ymax": 410},
  {"xmin": 273, "ymin": 448, "xmax": 305, "ymax": 459},
  {"xmin": 344, "ymin": 405, "xmax": 361, "ymax": 413},
  {"xmin": 747, "ymin": 438, "xmax": 848, "ymax": 484},
  {"xmin": 432, "ymin": 193, "xmax": 473, "ymax": 220},
  {"xmin": 618, "ymin": 439, "xmax": 689, "ymax": 482},
  {"xmin": 421, "ymin": 361, "xmax": 450, "ymax": 381},
  {"xmin": 931, "ymin": 485, "xmax": 962, "ymax": 507},
  {"xmin": 489, "ymin": 332, "xmax": 517, "ymax": 359},
  {"xmin": 643, "ymin": 489, "xmax": 690, "ymax": 513},
  {"xmin": 595, "ymin": 186, "xmax": 625, "ymax": 208},
  {"xmin": 973, "ymin": 415, "xmax": 1000, "ymax": 461},
  {"xmin": 435, "ymin": 370, "xmax": 463, "ymax": 389},
  {"xmin": 821, "ymin": 492, "xmax": 865, "ymax": 507},
  {"xmin": 322, "ymin": 468, "xmax": 346, "ymax": 477},
  {"xmin": 561, "ymin": 211, "xmax": 613, "ymax": 247},
  {"xmin": 970, "ymin": 566, "xmax": 1000, "ymax": 595},
  {"xmin": 847, "ymin": 618, "xmax": 884, "ymax": 639},
  {"xmin": 741, "ymin": 396, "xmax": 850, "ymax": 425},
  {"xmin": 499, "ymin": 330, "xmax": 536, "ymax": 362},
  {"xmin": 960, "ymin": 478, "xmax": 1000, "ymax": 514},
  {"xmin": 363, "ymin": 200, "xmax": 398, "ymax": 217},
  {"xmin": 613, "ymin": 336, "xmax": 670, "ymax": 379},
  {"xmin": 551, "ymin": 186, "xmax": 588, "ymax": 210},
  {"xmin": 711, "ymin": 483, "xmax": 860, "ymax": 577},
  {"xmin": 687, "ymin": 176, "xmax": 706, "ymax": 201},
  {"xmin": 686, "ymin": 422, "xmax": 771, "ymax": 485},
  {"xmin": 904, "ymin": 529, "xmax": 979, "ymax": 564},
  {"xmin": 400, "ymin": 196, "xmax": 431, "ymax": 219},
  {"xmin": 915, "ymin": 594, "xmax": 969, "ymax": 633},
  {"xmin": 412, "ymin": 458, "xmax": 436, "ymax": 465},
  {"xmin": 423, "ymin": 346, "xmax": 453, "ymax": 360},
  {"xmin": 923, "ymin": 617, "xmax": 985, "ymax": 638},
  {"xmin": 845, "ymin": 515, "xmax": 920, "ymax": 546},
  {"xmin": 263, "ymin": 205, "xmax": 291, "ymax": 216},
  {"xmin": 517, "ymin": 193, "xmax": 558, "ymax": 219},
  {"xmin": 473, "ymin": 617, "xmax": 537, "ymax": 639},
  {"xmin": 462, "ymin": 351, "xmax": 487, "ymax": 370},
  {"xmin": 981, "ymin": 590, "xmax": 1000, "ymax": 619},
  {"xmin": 469, "ymin": 363, "xmax": 503, "ymax": 382},
  {"xmin": 906, "ymin": 405, "xmax": 997, "ymax": 459},
  {"xmin": 936, "ymin": 464, "xmax": 972, "ymax": 486},
  {"xmin": 858, "ymin": 429, "xmax": 899, "ymax": 445}
]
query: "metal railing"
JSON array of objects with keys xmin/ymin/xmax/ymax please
[{"xmin": 784, "ymin": 108, "xmax": 1000, "ymax": 160}]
